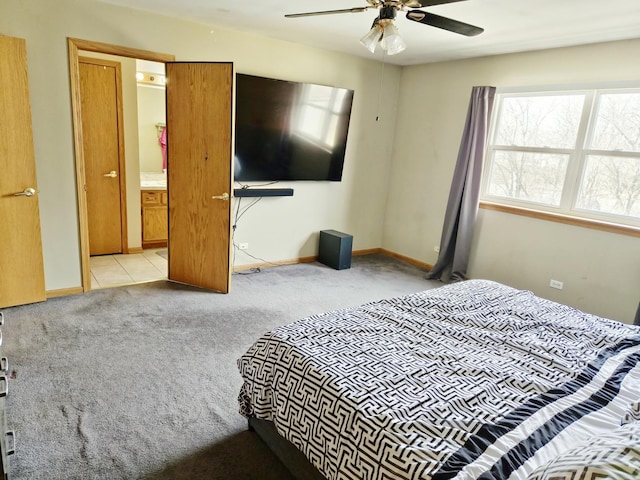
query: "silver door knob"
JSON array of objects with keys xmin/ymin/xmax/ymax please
[
  {"xmin": 13, "ymin": 187, "xmax": 37, "ymax": 197},
  {"xmin": 211, "ymin": 192, "xmax": 229, "ymax": 201},
  {"xmin": 103, "ymin": 170, "xmax": 117, "ymax": 178}
]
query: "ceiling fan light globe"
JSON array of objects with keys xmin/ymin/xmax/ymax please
[
  {"xmin": 380, "ymin": 23, "xmax": 406, "ymax": 55},
  {"xmin": 360, "ymin": 25, "xmax": 382, "ymax": 53}
]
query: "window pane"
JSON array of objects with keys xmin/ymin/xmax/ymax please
[
  {"xmin": 486, "ymin": 151, "xmax": 569, "ymax": 206},
  {"xmin": 589, "ymin": 92, "xmax": 640, "ymax": 153},
  {"xmin": 494, "ymin": 95, "xmax": 584, "ymax": 149},
  {"xmin": 576, "ymin": 155, "xmax": 640, "ymax": 218}
]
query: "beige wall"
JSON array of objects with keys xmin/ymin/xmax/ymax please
[
  {"xmin": 1, "ymin": 0, "xmax": 401, "ymax": 291},
  {"xmin": 384, "ymin": 39, "xmax": 640, "ymax": 323}
]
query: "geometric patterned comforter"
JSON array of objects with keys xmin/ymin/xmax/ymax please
[{"xmin": 237, "ymin": 280, "xmax": 640, "ymax": 479}]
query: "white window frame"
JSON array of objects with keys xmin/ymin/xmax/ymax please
[{"xmin": 481, "ymin": 85, "xmax": 640, "ymax": 232}]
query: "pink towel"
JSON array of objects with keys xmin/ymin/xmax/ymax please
[{"xmin": 159, "ymin": 126, "xmax": 167, "ymax": 171}]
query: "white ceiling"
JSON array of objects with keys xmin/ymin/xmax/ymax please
[{"xmin": 95, "ymin": 0, "xmax": 640, "ymax": 66}]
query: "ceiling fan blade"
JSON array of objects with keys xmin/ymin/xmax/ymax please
[
  {"xmin": 403, "ymin": 0, "xmax": 467, "ymax": 7},
  {"xmin": 406, "ymin": 11, "xmax": 484, "ymax": 36},
  {"xmin": 285, "ymin": 7, "xmax": 369, "ymax": 18}
]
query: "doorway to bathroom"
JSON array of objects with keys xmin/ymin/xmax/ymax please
[
  {"xmin": 77, "ymin": 51, "xmax": 168, "ymax": 289},
  {"xmin": 69, "ymin": 38, "xmax": 234, "ymax": 294}
]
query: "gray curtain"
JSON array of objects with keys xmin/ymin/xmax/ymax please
[{"xmin": 426, "ymin": 86, "xmax": 496, "ymax": 282}]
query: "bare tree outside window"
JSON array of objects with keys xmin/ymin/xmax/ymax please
[
  {"xmin": 483, "ymin": 88, "xmax": 640, "ymax": 226},
  {"xmin": 577, "ymin": 156, "xmax": 640, "ymax": 217},
  {"xmin": 494, "ymin": 95, "xmax": 583, "ymax": 149},
  {"xmin": 576, "ymin": 93, "xmax": 640, "ymax": 218},
  {"xmin": 488, "ymin": 152, "xmax": 568, "ymax": 205},
  {"xmin": 487, "ymin": 95, "xmax": 582, "ymax": 205}
]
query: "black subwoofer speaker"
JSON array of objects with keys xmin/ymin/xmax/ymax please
[{"xmin": 318, "ymin": 230, "xmax": 353, "ymax": 270}]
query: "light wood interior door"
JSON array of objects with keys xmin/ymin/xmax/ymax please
[
  {"xmin": 0, "ymin": 36, "xmax": 46, "ymax": 308},
  {"xmin": 79, "ymin": 56, "xmax": 127, "ymax": 256},
  {"xmin": 166, "ymin": 62, "xmax": 233, "ymax": 293}
]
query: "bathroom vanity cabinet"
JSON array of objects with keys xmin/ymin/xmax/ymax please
[{"xmin": 141, "ymin": 189, "xmax": 168, "ymax": 248}]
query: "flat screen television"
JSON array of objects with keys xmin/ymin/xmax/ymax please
[{"xmin": 234, "ymin": 74, "xmax": 354, "ymax": 182}]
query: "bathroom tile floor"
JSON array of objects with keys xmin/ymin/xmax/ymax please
[{"xmin": 90, "ymin": 248, "xmax": 167, "ymax": 289}]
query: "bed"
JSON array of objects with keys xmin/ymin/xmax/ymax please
[{"xmin": 237, "ymin": 280, "xmax": 640, "ymax": 479}]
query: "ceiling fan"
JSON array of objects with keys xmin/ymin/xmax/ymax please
[{"xmin": 285, "ymin": 0, "xmax": 483, "ymax": 55}]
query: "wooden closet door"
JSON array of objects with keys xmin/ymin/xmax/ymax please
[
  {"xmin": 79, "ymin": 57, "xmax": 126, "ymax": 256},
  {"xmin": 166, "ymin": 62, "xmax": 233, "ymax": 293},
  {"xmin": 0, "ymin": 36, "xmax": 46, "ymax": 308}
]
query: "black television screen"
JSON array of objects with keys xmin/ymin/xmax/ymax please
[{"xmin": 234, "ymin": 74, "xmax": 354, "ymax": 182}]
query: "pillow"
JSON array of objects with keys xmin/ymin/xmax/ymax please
[{"xmin": 527, "ymin": 422, "xmax": 640, "ymax": 480}]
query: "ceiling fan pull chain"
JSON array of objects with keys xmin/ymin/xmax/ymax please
[{"xmin": 376, "ymin": 50, "xmax": 386, "ymax": 122}]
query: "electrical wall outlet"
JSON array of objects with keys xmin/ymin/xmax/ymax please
[
  {"xmin": 549, "ymin": 279, "xmax": 564, "ymax": 290},
  {"xmin": 238, "ymin": 243, "xmax": 249, "ymax": 250}
]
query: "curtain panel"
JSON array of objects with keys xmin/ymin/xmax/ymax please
[{"xmin": 426, "ymin": 86, "xmax": 496, "ymax": 282}]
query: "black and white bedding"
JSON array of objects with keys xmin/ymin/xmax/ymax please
[{"xmin": 237, "ymin": 280, "xmax": 640, "ymax": 479}]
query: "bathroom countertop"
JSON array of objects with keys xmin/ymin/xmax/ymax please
[{"xmin": 140, "ymin": 171, "xmax": 166, "ymax": 190}]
